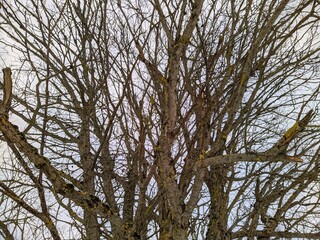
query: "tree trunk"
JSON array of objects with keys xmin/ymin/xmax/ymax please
[
  {"xmin": 205, "ymin": 165, "xmax": 230, "ymax": 240},
  {"xmin": 80, "ymin": 109, "xmax": 100, "ymax": 240},
  {"xmin": 84, "ymin": 210, "xmax": 99, "ymax": 240},
  {"xmin": 83, "ymin": 164, "xmax": 100, "ymax": 240},
  {"xmin": 157, "ymin": 192, "xmax": 189, "ymax": 240},
  {"xmin": 159, "ymin": 207, "xmax": 188, "ymax": 240}
]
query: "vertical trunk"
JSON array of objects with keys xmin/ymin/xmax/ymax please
[
  {"xmin": 83, "ymin": 175, "xmax": 99, "ymax": 240},
  {"xmin": 80, "ymin": 109, "xmax": 100, "ymax": 240},
  {"xmin": 123, "ymin": 165, "xmax": 137, "ymax": 238},
  {"xmin": 83, "ymin": 210, "xmax": 99, "ymax": 239},
  {"xmin": 159, "ymin": 225, "xmax": 188, "ymax": 240},
  {"xmin": 156, "ymin": 143, "xmax": 188, "ymax": 240},
  {"xmin": 159, "ymin": 202, "xmax": 188, "ymax": 240},
  {"xmin": 205, "ymin": 166, "xmax": 230, "ymax": 240},
  {"xmin": 100, "ymin": 147, "xmax": 129, "ymax": 239},
  {"xmin": 123, "ymin": 173, "xmax": 135, "ymax": 223},
  {"xmin": 83, "ymin": 162, "xmax": 100, "ymax": 240},
  {"xmin": 135, "ymin": 204, "xmax": 148, "ymax": 240},
  {"xmin": 156, "ymin": 134, "xmax": 189, "ymax": 239}
]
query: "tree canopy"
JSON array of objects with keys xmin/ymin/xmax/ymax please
[{"xmin": 0, "ymin": 0, "xmax": 319, "ymax": 239}]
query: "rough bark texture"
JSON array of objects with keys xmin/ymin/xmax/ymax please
[
  {"xmin": 205, "ymin": 166, "xmax": 230, "ymax": 240},
  {"xmin": 0, "ymin": 0, "xmax": 319, "ymax": 239}
]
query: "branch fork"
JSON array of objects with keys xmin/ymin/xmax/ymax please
[{"xmin": 203, "ymin": 110, "xmax": 314, "ymax": 167}]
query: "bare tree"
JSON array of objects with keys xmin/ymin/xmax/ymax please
[{"xmin": 0, "ymin": 0, "xmax": 319, "ymax": 239}]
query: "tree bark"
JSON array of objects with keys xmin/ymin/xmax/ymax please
[
  {"xmin": 159, "ymin": 205, "xmax": 188, "ymax": 240},
  {"xmin": 79, "ymin": 106, "xmax": 100, "ymax": 240},
  {"xmin": 205, "ymin": 166, "xmax": 230, "ymax": 240}
]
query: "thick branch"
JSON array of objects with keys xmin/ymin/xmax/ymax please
[
  {"xmin": 233, "ymin": 230, "xmax": 320, "ymax": 239},
  {"xmin": 202, "ymin": 153, "xmax": 302, "ymax": 167},
  {"xmin": 0, "ymin": 116, "xmax": 121, "ymax": 220},
  {"xmin": 0, "ymin": 220, "xmax": 14, "ymax": 240},
  {"xmin": 203, "ymin": 111, "xmax": 313, "ymax": 166},
  {"xmin": 265, "ymin": 110, "xmax": 313, "ymax": 155},
  {"xmin": 1, "ymin": 68, "xmax": 12, "ymax": 115}
]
